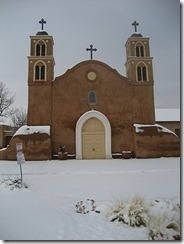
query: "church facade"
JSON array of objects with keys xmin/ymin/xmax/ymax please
[{"xmin": 1, "ymin": 20, "xmax": 180, "ymax": 160}]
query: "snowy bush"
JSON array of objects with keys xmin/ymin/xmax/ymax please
[
  {"xmin": 74, "ymin": 196, "xmax": 180, "ymax": 240},
  {"xmin": 148, "ymin": 199, "xmax": 180, "ymax": 240},
  {"xmin": 0, "ymin": 177, "xmax": 28, "ymax": 190},
  {"xmin": 75, "ymin": 199, "xmax": 97, "ymax": 214},
  {"xmin": 107, "ymin": 195, "xmax": 149, "ymax": 227},
  {"xmin": 148, "ymin": 212, "xmax": 180, "ymax": 240}
]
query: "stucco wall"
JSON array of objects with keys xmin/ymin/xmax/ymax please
[
  {"xmin": 134, "ymin": 125, "xmax": 180, "ymax": 158},
  {"xmin": 26, "ymin": 60, "xmax": 179, "ymax": 159},
  {"xmin": 157, "ymin": 121, "xmax": 180, "ymax": 135},
  {"xmin": 51, "ymin": 61, "xmax": 135, "ymax": 154},
  {"xmin": 6, "ymin": 133, "xmax": 51, "ymax": 160},
  {"xmin": 27, "ymin": 83, "xmax": 52, "ymax": 125}
]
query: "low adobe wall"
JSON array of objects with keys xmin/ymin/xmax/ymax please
[
  {"xmin": 6, "ymin": 133, "xmax": 51, "ymax": 160},
  {"xmin": 0, "ymin": 148, "xmax": 8, "ymax": 160},
  {"xmin": 0, "ymin": 125, "xmax": 52, "ymax": 161},
  {"xmin": 134, "ymin": 124, "xmax": 180, "ymax": 158}
]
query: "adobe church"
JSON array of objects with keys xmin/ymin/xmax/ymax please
[{"xmin": 1, "ymin": 19, "xmax": 180, "ymax": 160}]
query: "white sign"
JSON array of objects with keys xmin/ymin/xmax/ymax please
[
  {"xmin": 16, "ymin": 143, "xmax": 25, "ymax": 164},
  {"xmin": 17, "ymin": 153, "xmax": 25, "ymax": 165},
  {"xmin": 16, "ymin": 143, "xmax": 23, "ymax": 154}
]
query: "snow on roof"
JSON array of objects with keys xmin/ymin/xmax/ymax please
[
  {"xmin": 14, "ymin": 125, "xmax": 50, "ymax": 137},
  {"xmin": 134, "ymin": 123, "xmax": 177, "ymax": 137},
  {"xmin": 155, "ymin": 109, "xmax": 180, "ymax": 122}
]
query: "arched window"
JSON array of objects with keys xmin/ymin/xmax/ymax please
[
  {"xmin": 135, "ymin": 44, "xmax": 144, "ymax": 57},
  {"xmin": 88, "ymin": 91, "xmax": 97, "ymax": 105},
  {"xmin": 35, "ymin": 63, "xmax": 46, "ymax": 80},
  {"xmin": 137, "ymin": 67, "xmax": 142, "ymax": 81},
  {"xmin": 36, "ymin": 45, "xmax": 40, "ymax": 56},
  {"xmin": 41, "ymin": 66, "xmax": 45, "ymax": 80},
  {"xmin": 35, "ymin": 66, "xmax": 40, "ymax": 80},
  {"xmin": 137, "ymin": 65, "xmax": 147, "ymax": 81},
  {"xmin": 142, "ymin": 67, "xmax": 147, "ymax": 81},
  {"xmin": 41, "ymin": 45, "xmax": 45, "ymax": 56},
  {"xmin": 36, "ymin": 43, "xmax": 46, "ymax": 56}
]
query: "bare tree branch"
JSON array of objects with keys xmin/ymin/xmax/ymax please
[
  {"xmin": 0, "ymin": 81, "xmax": 16, "ymax": 121},
  {"xmin": 10, "ymin": 107, "xmax": 27, "ymax": 128}
]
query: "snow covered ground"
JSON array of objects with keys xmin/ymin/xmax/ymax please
[{"xmin": 0, "ymin": 157, "xmax": 180, "ymax": 241}]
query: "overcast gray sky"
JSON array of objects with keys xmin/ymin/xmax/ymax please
[{"xmin": 0, "ymin": 0, "xmax": 180, "ymax": 111}]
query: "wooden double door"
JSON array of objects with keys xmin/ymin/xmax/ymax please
[{"xmin": 82, "ymin": 118, "xmax": 105, "ymax": 159}]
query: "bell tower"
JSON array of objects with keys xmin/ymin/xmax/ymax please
[
  {"xmin": 27, "ymin": 19, "xmax": 55, "ymax": 125},
  {"xmin": 125, "ymin": 21, "xmax": 155, "ymax": 124},
  {"xmin": 125, "ymin": 21, "xmax": 154, "ymax": 83}
]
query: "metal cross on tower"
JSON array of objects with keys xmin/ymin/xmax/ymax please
[
  {"xmin": 39, "ymin": 18, "xmax": 46, "ymax": 30},
  {"xmin": 86, "ymin": 44, "xmax": 97, "ymax": 60},
  {"xmin": 132, "ymin": 21, "xmax": 139, "ymax": 32}
]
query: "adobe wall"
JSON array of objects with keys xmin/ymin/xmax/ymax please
[
  {"xmin": 27, "ymin": 83, "xmax": 52, "ymax": 125},
  {"xmin": 51, "ymin": 61, "xmax": 135, "ymax": 155},
  {"xmin": 26, "ymin": 60, "xmax": 163, "ymax": 158},
  {"xmin": 6, "ymin": 133, "xmax": 51, "ymax": 160},
  {"xmin": 157, "ymin": 121, "xmax": 180, "ymax": 134},
  {"xmin": 0, "ymin": 148, "xmax": 8, "ymax": 160},
  {"xmin": 134, "ymin": 125, "xmax": 180, "ymax": 158},
  {"xmin": 131, "ymin": 84, "xmax": 155, "ymax": 124},
  {"xmin": 0, "ymin": 126, "xmax": 4, "ymax": 148}
]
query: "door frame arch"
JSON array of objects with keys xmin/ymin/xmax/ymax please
[{"xmin": 76, "ymin": 110, "xmax": 112, "ymax": 159}]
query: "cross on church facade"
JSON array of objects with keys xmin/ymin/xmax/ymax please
[
  {"xmin": 132, "ymin": 21, "xmax": 139, "ymax": 32},
  {"xmin": 86, "ymin": 44, "xmax": 97, "ymax": 60},
  {"xmin": 39, "ymin": 18, "xmax": 46, "ymax": 30}
]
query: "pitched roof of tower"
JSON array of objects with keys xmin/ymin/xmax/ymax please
[
  {"xmin": 131, "ymin": 32, "xmax": 143, "ymax": 37},
  {"xmin": 36, "ymin": 30, "xmax": 48, "ymax": 35}
]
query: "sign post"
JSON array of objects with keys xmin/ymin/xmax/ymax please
[{"xmin": 16, "ymin": 143, "xmax": 25, "ymax": 183}]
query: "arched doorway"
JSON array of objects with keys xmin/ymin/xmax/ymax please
[
  {"xmin": 82, "ymin": 118, "xmax": 105, "ymax": 159},
  {"xmin": 75, "ymin": 110, "xmax": 112, "ymax": 159}
]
